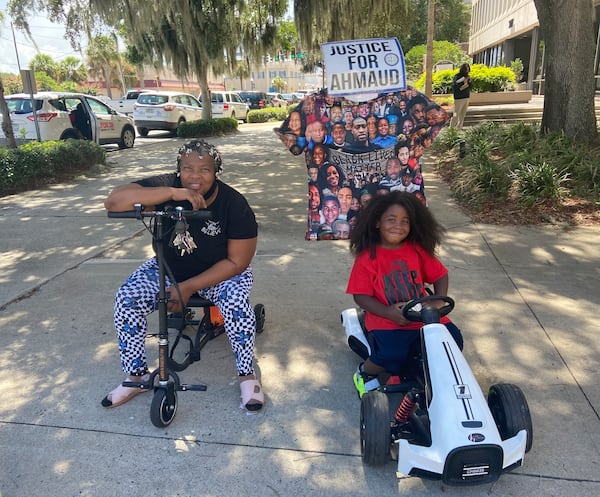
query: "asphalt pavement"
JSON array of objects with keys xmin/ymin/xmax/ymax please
[{"xmin": 0, "ymin": 122, "xmax": 599, "ymax": 497}]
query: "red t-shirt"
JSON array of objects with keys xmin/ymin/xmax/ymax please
[{"xmin": 346, "ymin": 242, "xmax": 449, "ymax": 331}]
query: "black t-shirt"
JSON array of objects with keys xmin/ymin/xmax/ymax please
[
  {"xmin": 135, "ymin": 173, "xmax": 258, "ymax": 282},
  {"xmin": 452, "ymin": 73, "xmax": 471, "ymax": 100}
]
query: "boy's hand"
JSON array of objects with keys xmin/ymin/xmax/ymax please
[{"xmin": 388, "ymin": 302, "xmax": 410, "ymax": 325}]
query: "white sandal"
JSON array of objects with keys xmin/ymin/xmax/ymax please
[{"xmin": 240, "ymin": 378, "xmax": 264, "ymax": 411}]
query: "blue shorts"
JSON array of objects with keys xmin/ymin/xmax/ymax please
[{"xmin": 368, "ymin": 322, "xmax": 463, "ymax": 374}]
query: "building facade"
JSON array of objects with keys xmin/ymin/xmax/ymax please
[{"xmin": 469, "ymin": 0, "xmax": 600, "ymax": 92}]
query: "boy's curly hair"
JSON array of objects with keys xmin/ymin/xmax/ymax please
[{"xmin": 349, "ymin": 191, "xmax": 445, "ymax": 258}]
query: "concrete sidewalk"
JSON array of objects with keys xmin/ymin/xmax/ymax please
[{"xmin": 1, "ymin": 123, "xmax": 599, "ymax": 497}]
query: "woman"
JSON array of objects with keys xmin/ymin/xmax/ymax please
[
  {"xmin": 450, "ymin": 63, "xmax": 472, "ymax": 130},
  {"xmin": 317, "ymin": 163, "xmax": 346, "ymax": 197},
  {"xmin": 102, "ymin": 140, "xmax": 264, "ymax": 412}
]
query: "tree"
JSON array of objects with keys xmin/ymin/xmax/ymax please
[
  {"xmin": 293, "ymin": 0, "xmax": 469, "ymax": 56},
  {"xmin": 532, "ymin": 0, "xmax": 597, "ymax": 143},
  {"xmin": 0, "ymin": 10, "xmax": 17, "ymax": 149},
  {"xmin": 404, "ymin": 41, "xmax": 470, "ymax": 81},
  {"xmin": 57, "ymin": 56, "xmax": 87, "ymax": 85},
  {"xmin": 233, "ymin": 61, "xmax": 251, "ymax": 91},
  {"xmin": 277, "ymin": 20, "xmax": 300, "ymax": 55},
  {"xmin": 86, "ymin": 35, "xmax": 122, "ymax": 99},
  {"xmin": 29, "ymin": 54, "xmax": 60, "ymax": 80},
  {"xmin": 272, "ymin": 76, "xmax": 286, "ymax": 92},
  {"xmin": 91, "ymin": 0, "xmax": 286, "ymax": 119}
]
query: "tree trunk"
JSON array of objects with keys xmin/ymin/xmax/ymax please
[
  {"xmin": 197, "ymin": 65, "xmax": 212, "ymax": 121},
  {"xmin": 533, "ymin": 0, "xmax": 597, "ymax": 143},
  {"xmin": 0, "ymin": 76, "xmax": 17, "ymax": 149},
  {"xmin": 104, "ymin": 65, "xmax": 114, "ymax": 99},
  {"xmin": 425, "ymin": 0, "xmax": 435, "ymax": 98}
]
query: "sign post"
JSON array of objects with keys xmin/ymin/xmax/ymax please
[{"xmin": 20, "ymin": 69, "xmax": 41, "ymax": 141}]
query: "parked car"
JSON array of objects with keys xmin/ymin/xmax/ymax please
[
  {"xmin": 281, "ymin": 93, "xmax": 299, "ymax": 105},
  {"xmin": 0, "ymin": 91, "xmax": 136, "ymax": 149},
  {"xmin": 237, "ymin": 91, "xmax": 269, "ymax": 110},
  {"xmin": 108, "ymin": 89, "xmax": 150, "ymax": 115},
  {"xmin": 267, "ymin": 92, "xmax": 286, "ymax": 107},
  {"xmin": 133, "ymin": 91, "xmax": 203, "ymax": 136},
  {"xmin": 203, "ymin": 91, "xmax": 249, "ymax": 121}
]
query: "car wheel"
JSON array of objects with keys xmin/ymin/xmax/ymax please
[
  {"xmin": 172, "ymin": 119, "xmax": 185, "ymax": 137},
  {"xmin": 488, "ymin": 383, "xmax": 533, "ymax": 453},
  {"xmin": 137, "ymin": 127, "xmax": 149, "ymax": 137},
  {"xmin": 119, "ymin": 126, "xmax": 135, "ymax": 149},
  {"xmin": 60, "ymin": 130, "xmax": 79, "ymax": 141},
  {"xmin": 360, "ymin": 391, "xmax": 391, "ymax": 465},
  {"xmin": 230, "ymin": 112, "xmax": 236, "ymax": 121}
]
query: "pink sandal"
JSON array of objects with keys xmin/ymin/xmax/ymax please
[
  {"xmin": 101, "ymin": 374, "xmax": 150, "ymax": 408},
  {"xmin": 240, "ymin": 378, "xmax": 264, "ymax": 412}
]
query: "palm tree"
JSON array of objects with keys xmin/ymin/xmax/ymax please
[
  {"xmin": 58, "ymin": 56, "xmax": 87, "ymax": 85},
  {"xmin": 29, "ymin": 54, "xmax": 60, "ymax": 80},
  {"xmin": 86, "ymin": 35, "xmax": 122, "ymax": 99},
  {"xmin": 233, "ymin": 60, "xmax": 251, "ymax": 91}
]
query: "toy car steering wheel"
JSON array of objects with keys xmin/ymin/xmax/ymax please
[{"xmin": 402, "ymin": 295, "xmax": 455, "ymax": 324}]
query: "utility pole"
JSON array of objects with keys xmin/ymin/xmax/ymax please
[{"xmin": 425, "ymin": 0, "xmax": 435, "ymax": 98}]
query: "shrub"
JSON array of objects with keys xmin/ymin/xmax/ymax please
[
  {"xmin": 0, "ymin": 140, "xmax": 106, "ymax": 195},
  {"xmin": 432, "ymin": 121, "xmax": 599, "ymax": 210},
  {"xmin": 416, "ymin": 64, "xmax": 517, "ymax": 94},
  {"xmin": 177, "ymin": 118, "xmax": 238, "ymax": 138},
  {"xmin": 510, "ymin": 161, "xmax": 570, "ymax": 207},
  {"xmin": 247, "ymin": 107, "xmax": 288, "ymax": 123},
  {"xmin": 431, "ymin": 126, "xmax": 463, "ymax": 152}
]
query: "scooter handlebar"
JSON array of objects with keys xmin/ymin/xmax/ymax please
[
  {"xmin": 107, "ymin": 208, "xmax": 212, "ymax": 220},
  {"xmin": 107, "ymin": 210, "xmax": 141, "ymax": 218}
]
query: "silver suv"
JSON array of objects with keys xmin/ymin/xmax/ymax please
[
  {"xmin": 133, "ymin": 91, "xmax": 203, "ymax": 136},
  {"xmin": 204, "ymin": 91, "xmax": 249, "ymax": 121},
  {"xmin": 0, "ymin": 92, "xmax": 136, "ymax": 149}
]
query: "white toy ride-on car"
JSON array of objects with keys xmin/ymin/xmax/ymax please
[{"xmin": 341, "ymin": 295, "xmax": 533, "ymax": 486}]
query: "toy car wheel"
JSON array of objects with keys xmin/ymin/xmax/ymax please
[
  {"xmin": 360, "ymin": 391, "xmax": 391, "ymax": 465},
  {"xmin": 254, "ymin": 303, "xmax": 266, "ymax": 334},
  {"xmin": 488, "ymin": 383, "xmax": 533, "ymax": 453}
]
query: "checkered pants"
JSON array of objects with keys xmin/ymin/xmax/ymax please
[{"xmin": 113, "ymin": 258, "xmax": 256, "ymax": 375}]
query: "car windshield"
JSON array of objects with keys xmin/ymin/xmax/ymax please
[
  {"xmin": 137, "ymin": 94, "xmax": 169, "ymax": 105},
  {"xmin": 6, "ymin": 98, "xmax": 42, "ymax": 113},
  {"xmin": 239, "ymin": 92, "xmax": 261, "ymax": 101}
]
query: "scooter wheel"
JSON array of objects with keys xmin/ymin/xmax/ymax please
[
  {"xmin": 254, "ymin": 303, "xmax": 266, "ymax": 334},
  {"xmin": 150, "ymin": 388, "xmax": 178, "ymax": 428},
  {"xmin": 360, "ymin": 391, "xmax": 391, "ymax": 465}
]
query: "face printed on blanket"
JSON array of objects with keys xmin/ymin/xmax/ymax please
[{"xmin": 275, "ymin": 86, "xmax": 449, "ymax": 241}]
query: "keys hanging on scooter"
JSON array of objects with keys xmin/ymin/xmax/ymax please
[{"xmin": 171, "ymin": 216, "xmax": 197, "ymax": 256}]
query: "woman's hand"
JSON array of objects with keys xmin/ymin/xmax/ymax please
[
  {"xmin": 170, "ymin": 187, "xmax": 208, "ymax": 210},
  {"xmin": 165, "ymin": 282, "xmax": 196, "ymax": 313}
]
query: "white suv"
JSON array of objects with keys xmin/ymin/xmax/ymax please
[
  {"xmin": 205, "ymin": 91, "xmax": 249, "ymax": 121},
  {"xmin": 133, "ymin": 91, "xmax": 203, "ymax": 136},
  {"xmin": 0, "ymin": 92, "xmax": 136, "ymax": 149}
]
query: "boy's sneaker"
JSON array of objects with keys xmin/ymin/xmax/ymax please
[{"xmin": 353, "ymin": 364, "xmax": 380, "ymax": 398}]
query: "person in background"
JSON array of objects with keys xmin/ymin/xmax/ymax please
[{"xmin": 450, "ymin": 63, "xmax": 472, "ymax": 130}]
